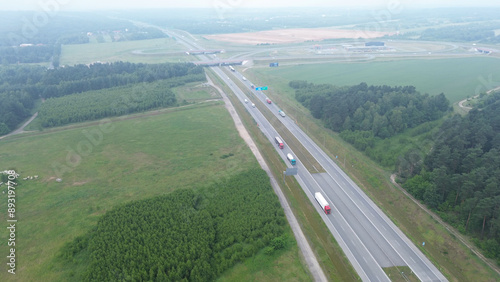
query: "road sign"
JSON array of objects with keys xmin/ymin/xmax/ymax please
[{"xmin": 255, "ymin": 86, "xmax": 268, "ymax": 91}]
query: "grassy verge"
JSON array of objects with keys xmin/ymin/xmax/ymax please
[
  {"xmin": 172, "ymin": 81, "xmax": 221, "ymax": 102},
  {"xmin": 383, "ymin": 266, "xmax": 419, "ymax": 282},
  {"xmin": 208, "ymin": 69, "xmax": 359, "ymax": 281},
  {"xmin": 243, "ymin": 67, "xmax": 500, "ymax": 281}
]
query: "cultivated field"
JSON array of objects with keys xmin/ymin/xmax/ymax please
[
  {"xmin": 204, "ymin": 28, "xmax": 394, "ymax": 45},
  {"xmin": 60, "ymin": 38, "xmax": 190, "ymax": 65},
  {"xmin": 250, "ymin": 56, "xmax": 500, "ymax": 103},
  {"xmin": 0, "ymin": 103, "xmax": 308, "ymax": 281}
]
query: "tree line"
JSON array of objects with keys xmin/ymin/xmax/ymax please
[
  {"xmin": 420, "ymin": 23, "xmax": 500, "ymax": 43},
  {"xmin": 60, "ymin": 169, "xmax": 287, "ymax": 281},
  {"xmin": 38, "ymin": 80, "xmax": 180, "ymax": 128},
  {"xmin": 399, "ymin": 92, "xmax": 500, "ymax": 264},
  {"xmin": 0, "ymin": 44, "xmax": 60, "ymax": 64},
  {"xmin": 291, "ymin": 81, "xmax": 450, "ymax": 150},
  {"xmin": 0, "ymin": 62, "xmax": 204, "ymax": 135},
  {"xmin": 38, "ymin": 62, "xmax": 204, "ymax": 99}
]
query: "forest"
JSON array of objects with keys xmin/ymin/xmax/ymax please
[
  {"xmin": 0, "ymin": 62, "xmax": 204, "ymax": 135},
  {"xmin": 399, "ymin": 92, "xmax": 500, "ymax": 263},
  {"xmin": 60, "ymin": 169, "xmax": 287, "ymax": 281},
  {"xmin": 38, "ymin": 80, "xmax": 178, "ymax": 128},
  {"xmin": 290, "ymin": 81, "xmax": 450, "ymax": 151}
]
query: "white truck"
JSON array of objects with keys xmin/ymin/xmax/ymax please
[{"xmin": 315, "ymin": 192, "xmax": 331, "ymax": 214}]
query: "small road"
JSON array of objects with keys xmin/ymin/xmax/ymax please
[
  {"xmin": 457, "ymin": 86, "xmax": 500, "ymax": 112},
  {"xmin": 0, "ymin": 112, "xmax": 38, "ymax": 140}
]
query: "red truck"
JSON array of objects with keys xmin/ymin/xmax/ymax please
[{"xmin": 274, "ymin": 137, "xmax": 284, "ymax": 149}]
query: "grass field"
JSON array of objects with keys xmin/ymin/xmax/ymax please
[
  {"xmin": 0, "ymin": 102, "xmax": 308, "ymax": 281},
  {"xmin": 172, "ymin": 81, "xmax": 221, "ymax": 102},
  {"xmin": 217, "ymin": 234, "xmax": 311, "ymax": 282},
  {"xmin": 251, "ymin": 56, "xmax": 500, "ymax": 103},
  {"xmin": 60, "ymin": 38, "xmax": 190, "ymax": 65}
]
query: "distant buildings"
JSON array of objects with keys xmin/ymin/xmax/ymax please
[
  {"xmin": 476, "ymin": 47, "xmax": 493, "ymax": 54},
  {"xmin": 344, "ymin": 42, "xmax": 389, "ymax": 52}
]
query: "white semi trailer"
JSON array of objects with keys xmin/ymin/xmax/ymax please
[{"xmin": 315, "ymin": 192, "xmax": 331, "ymax": 214}]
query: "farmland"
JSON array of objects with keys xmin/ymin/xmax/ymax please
[
  {"xmin": 250, "ymin": 57, "xmax": 500, "ymax": 103},
  {"xmin": 0, "ymin": 103, "xmax": 308, "ymax": 281}
]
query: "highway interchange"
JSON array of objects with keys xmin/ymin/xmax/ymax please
[{"xmin": 166, "ymin": 28, "xmax": 448, "ymax": 281}]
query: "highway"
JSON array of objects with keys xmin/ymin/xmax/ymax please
[
  {"xmin": 167, "ymin": 28, "xmax": 448, "ymax": 281},
  {"xmin": 224, "ymin": 68, "xmax": 447, "ymax": 282}
]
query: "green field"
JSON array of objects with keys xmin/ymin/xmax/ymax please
[
  {"xmin": 173, "ymin": 82, "xmax": 221, "ymax": 102},
  {"xmin": 251, "ymin": 57, "xmax": 500, "ymax": 103},
  {"xmin": 0, "ymin": 103, "xmax": 308, "ymax": 281},
  {"xmin": 60, "ymin": 38, "xmax": 190, "ymax": 65}
]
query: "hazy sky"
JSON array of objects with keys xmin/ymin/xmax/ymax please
[{"xmin": 1, "ymin": 0, "xmax": 499, "ymax": 11}]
